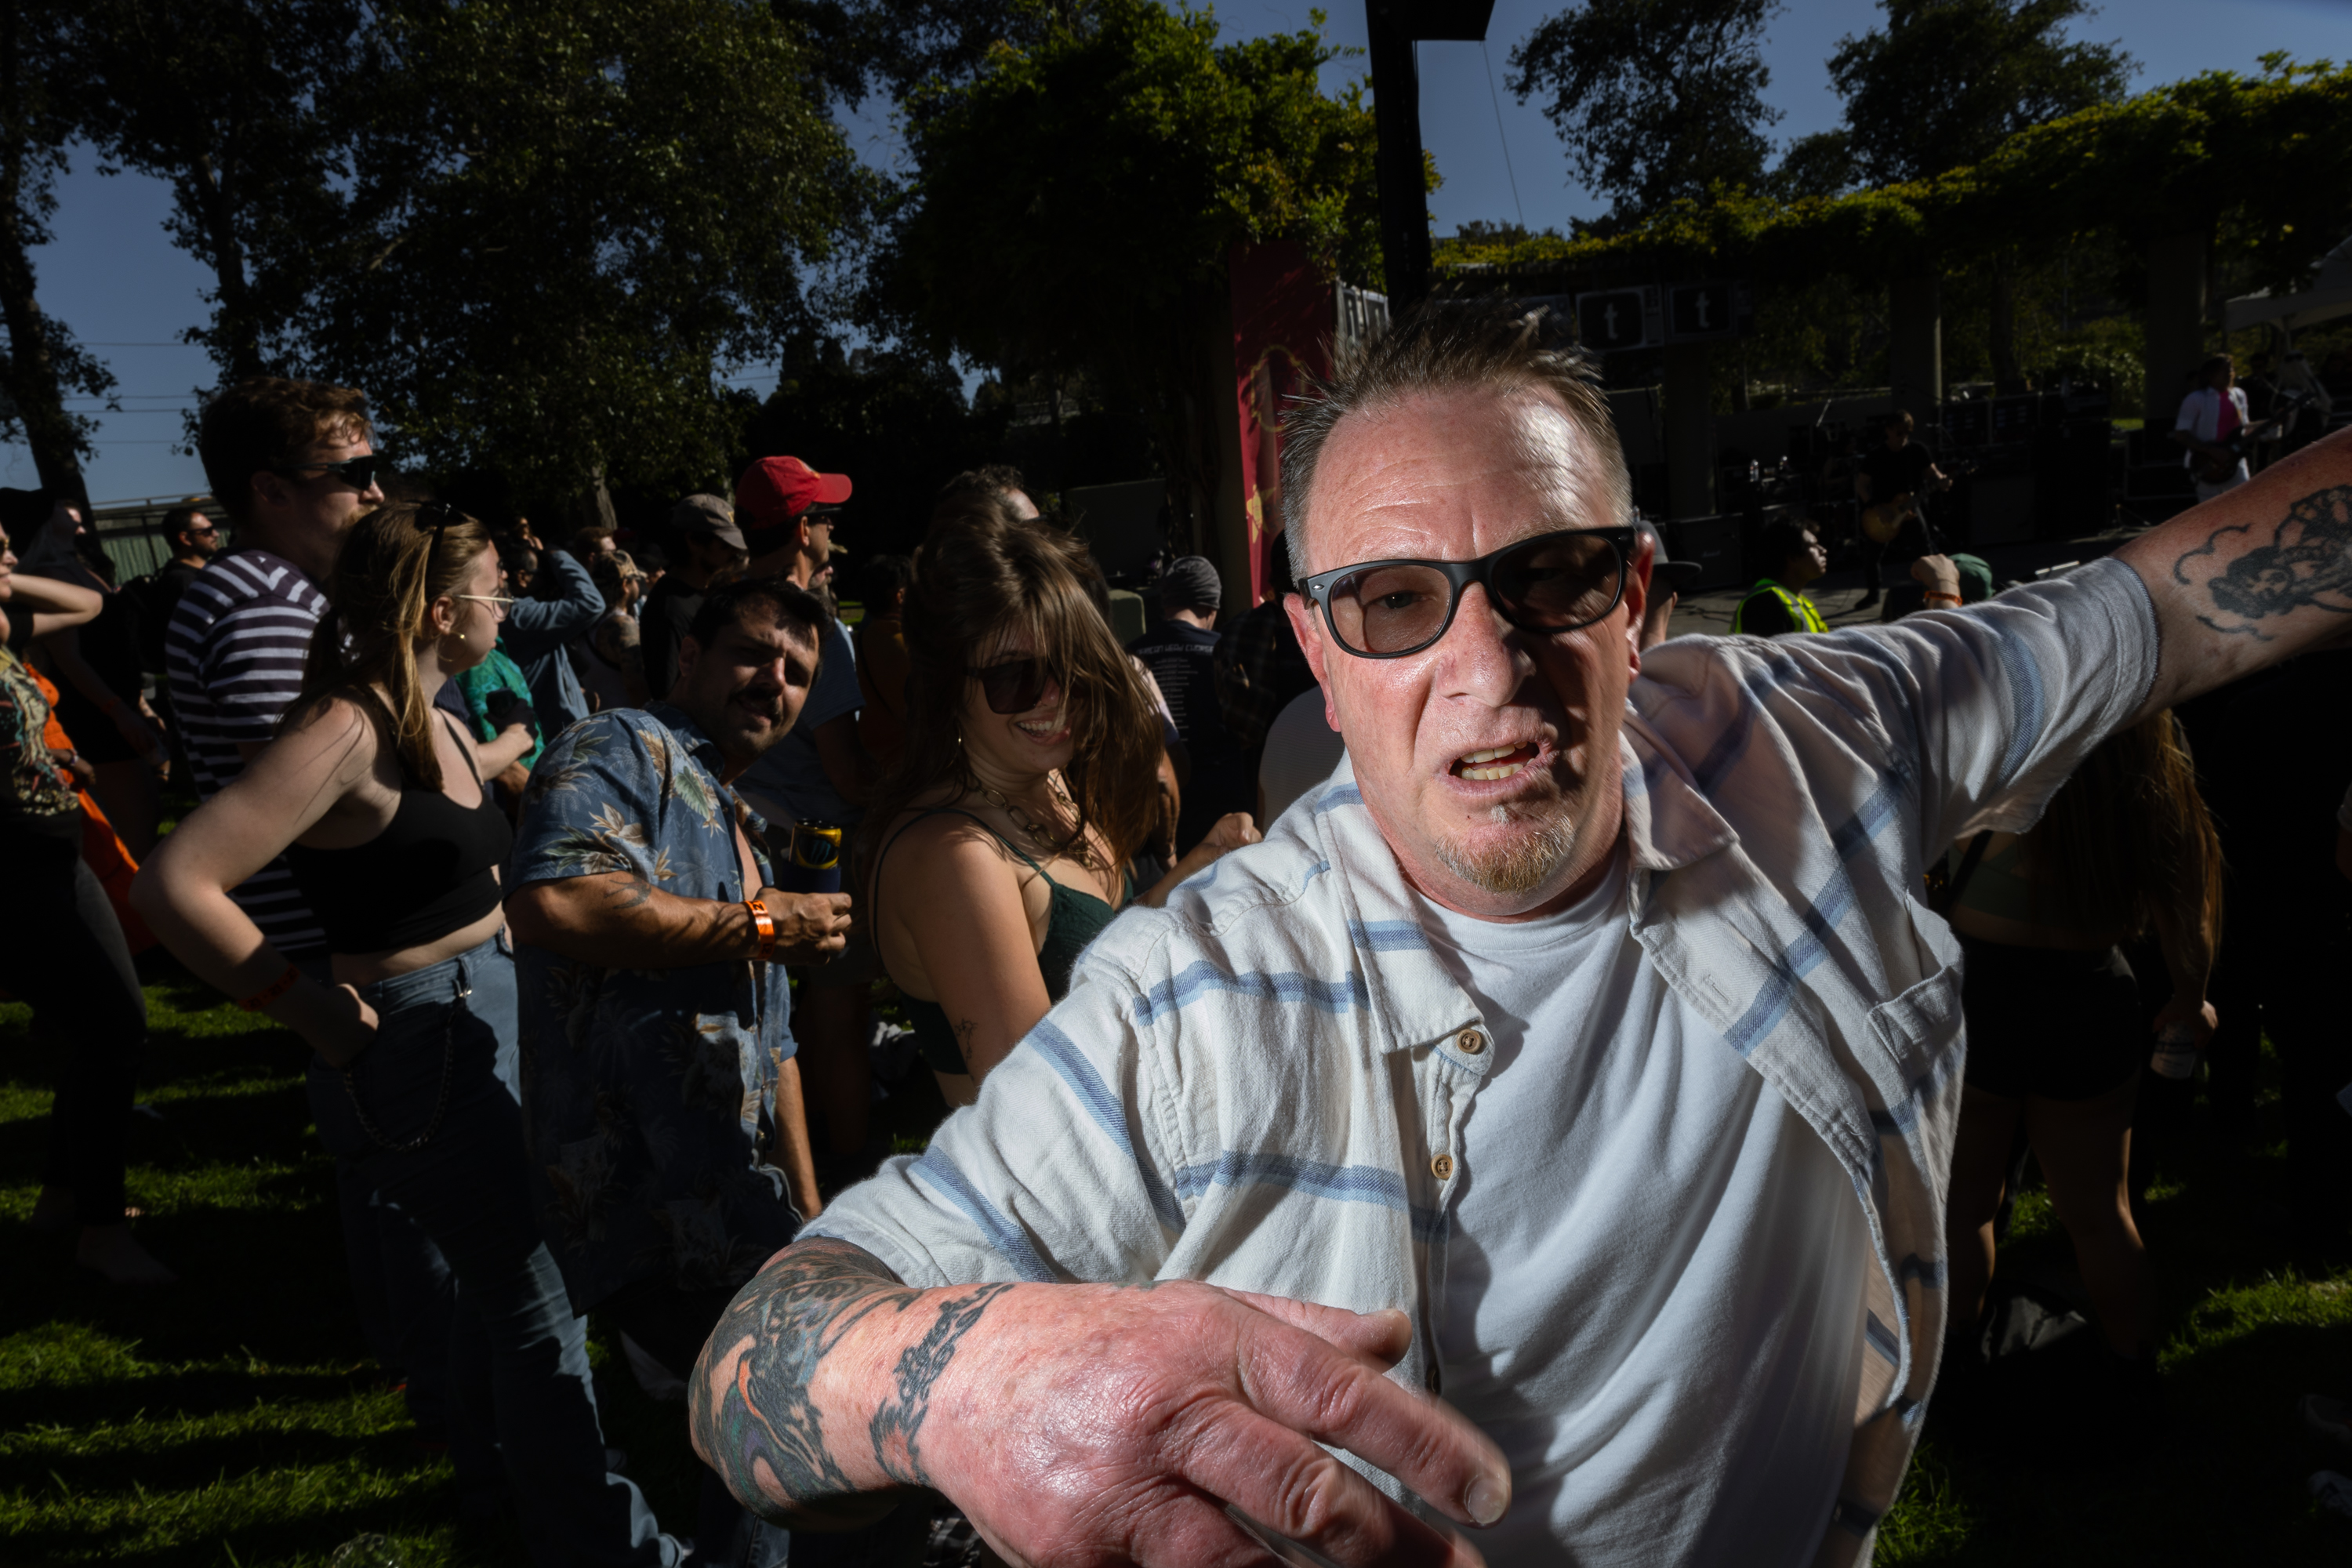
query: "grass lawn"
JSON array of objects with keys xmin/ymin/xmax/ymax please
[{"xmin": 4, "ymin": 956, "xmax": 2350, "ymax": 1564}]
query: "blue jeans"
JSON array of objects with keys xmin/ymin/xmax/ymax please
[{"xmin": 310, "ymin": 935, "xmax": 676, "ymax": 1567}]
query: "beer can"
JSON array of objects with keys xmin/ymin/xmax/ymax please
[{"xmin": 784, "ymin": 820, "xmax": 844, "ymax": 895}]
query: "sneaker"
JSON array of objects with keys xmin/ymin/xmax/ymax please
[
  {"xmin": 2310, "ymin": 1470, "xmax": 2352, "ymax": 1521},
  {"xmin": 2306, "ymin": 1395, "xmax": 2352, "ymax": 1449}
]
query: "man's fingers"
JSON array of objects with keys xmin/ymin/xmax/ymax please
[
  {"xmin": 1218, "ymin": 1290, "xmax": 1411, "ymax": 1368},
  {"xmin": 1229, "ymin": 1316, "xmax": 1510, "ymax": 1531},
  {"xmin": 1170, "ymin": 1406, "xmax": 1486, "ymax": 1568}
]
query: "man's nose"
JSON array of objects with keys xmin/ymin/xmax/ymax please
[{"xmin": 1432, "ymin": 583, "xmax": 1525, "ymax": 700}]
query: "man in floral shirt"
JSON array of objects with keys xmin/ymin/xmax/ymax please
[{"xmin": 506, "ymin": 576, "xmax": 852, "ymax": 1568}]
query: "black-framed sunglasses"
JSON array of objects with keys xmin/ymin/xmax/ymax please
[
  {"xmin": 970, "ymin": 656, "xmax": 1056, "ymax": 714},
  {"xmin": 1300, "ymin": 525, "xmax": 1641, "ymax": 659},
  {"xmin": 271, "ymin": 452, "xmax": 387, "ymax": 492}
]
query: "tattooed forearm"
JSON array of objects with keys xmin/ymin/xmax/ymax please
[
  {"xmin": 2170, "ymin": 483, "xmax": 2352, "ymax": 640},
  {"xmin": 691, "ymin": 1240, "xmax": 912, "ymax": 1522},
  {"xmin": 869, "ymin": 1283, "xmax": 1014, "ymax": 1486}
]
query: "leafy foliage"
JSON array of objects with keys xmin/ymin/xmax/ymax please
[
  {"xmin": 61, "ymin": 0, "xmax": 359, "ymax": 382},
  {"xmin": 1506, "ymin": 0, "xmax": 1783, "ymax": 222},
  {"xmin": 0, "ymin": 2, "xmax": 118, "ymax": 492},
  {"xmin": 302, "ymin": 0, "xmax": 862, "ymax": 513},
  {"xmin": 880, "ymin": 0, "xmax": 1385, "ymax": 524},
  {"xmin": 886, "ymin": 0, "xmax": 1381, "ymax": 374},
  {"xmin": 1826, "ymin": 0, "xmax": 2136, "ymax": 185}
]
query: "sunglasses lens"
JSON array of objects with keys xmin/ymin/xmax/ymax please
[
  {"xmin": 1492, "ymin": 532, "xmax": 1625, "ymax": 630},
  {"xmin": 979, "ymin": 659, "xmax": 1050, "ymax": 713},
  {"xmin": 1324, "ymin": 563, "xmax": 1454, "ymax": 656}
]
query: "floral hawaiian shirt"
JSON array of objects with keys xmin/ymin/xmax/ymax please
[{"xmin": 510, "ymin": 701, "xmax": 798, "ymax": 1312}]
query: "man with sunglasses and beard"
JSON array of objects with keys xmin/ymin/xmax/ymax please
[
  {"xmin": 687, "ymin": 303, "xmax": 2352, "ymax": 1567},
  {"xmin": 506, "ymin": 575, "xmax": 856, "ymax": 1568}
]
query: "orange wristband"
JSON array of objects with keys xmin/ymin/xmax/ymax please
[
  {"xmin": 240, "ymin": 962, "xmax": 301, "ymax": 1012},
  {"xmin": 746, "ymin": 898, "xmax": 776, "ymax": 963},
  {"xmin": 1924, "ymin": 590, "xmax": 1962, "ymax": 608}
]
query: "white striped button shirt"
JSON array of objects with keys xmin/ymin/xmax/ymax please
[{"xmin": 810, "ymin": 557, "xmax": 2159, "ymax": 1566}]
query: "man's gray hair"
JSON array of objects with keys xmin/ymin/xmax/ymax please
[{"xmin": 1279, "ymin": 302, "xmax": 1632, "ymax": 581}]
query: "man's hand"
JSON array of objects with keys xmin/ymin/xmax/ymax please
[
  {"xmin": 757, "ymin": 887, "xmax": 852, "ymax": 964},
  {"xmin": 693, "ymin": 1240, "xmax": 1510, "ymax": 1567},
  {"xmin": 1909, "ymin": 554, "xmax": 1963, "ymax": 599}
]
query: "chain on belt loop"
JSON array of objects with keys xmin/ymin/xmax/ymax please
[{"xmin": 340, "ymin": 968, "xmax": 472, "ymax": 1154}]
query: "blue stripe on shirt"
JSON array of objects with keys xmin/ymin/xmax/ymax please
[
  {"xmin": 1024, "ymin": 1019, "xmax": 1185, "ymax": 1232},
  {"xmin": 909, "ymin": 1152, "xmax": 1058, "ymax": 1283},
  {"xmin": 1172, "ymin": 1151, "xmax": 1447, "ymax": 1242},
  {"xmin": 1133, "ymin": 960, "xmax": 1370, "ymax": 1023}
]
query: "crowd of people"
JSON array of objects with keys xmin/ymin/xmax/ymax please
[{"xmin": 2, "ymin": 307, "xmax": 2349, "ymax": 1565}]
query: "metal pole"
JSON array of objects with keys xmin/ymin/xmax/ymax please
[{"xmin": 1367, "ymin": 0, "xmax": 1430, "ymax": 309}]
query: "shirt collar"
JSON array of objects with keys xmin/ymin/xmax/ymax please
[{"xmin": 644, "ymin": 701, "xmax": 767, "ymax": 834}]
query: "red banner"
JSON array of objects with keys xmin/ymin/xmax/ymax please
[{"xmin": 1229, "ymin": 241, "xmax": 1335, "ymax": 606}]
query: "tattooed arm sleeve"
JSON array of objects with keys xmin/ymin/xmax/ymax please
[
  {"xmin": 2115, "ymin": 427, "xmax": 2352, "ymax": 711},
  {"xmin": 690, "ymin": 1236, "xmax": 1014, "ymax": 1528}
]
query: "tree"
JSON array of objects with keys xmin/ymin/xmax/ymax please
[
  {"xmin": 1825, "ymin": 0, "xmax": 2134, "ymax": 390},
  {"xmin": 1507, "ymin": 0, "xmax": 1783, "ymax": 223},
  {"xmin": 1827, "ymin": 0, "xmax": 2135, "ymax": 185},
  {"xmin": 881, "ymin": 0, "xmax": 1385, "ymax": 535},
  {"xmin": 63, "ymin": 0, "xmax": 357, "ymax": 383},
  {"xmin": 0, "ymin": 1, "xmax": 115, "ymax": 501},
  {"xmin": 305, "ymin": 0, "xmax": 861, "ymax": 524}
]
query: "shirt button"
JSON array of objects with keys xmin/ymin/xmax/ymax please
[
  {"xmin": 1431, "ymin": 1152, "xmax": 1456, "ymax": 1180},
  {"xmin": 1456, "ymin": 1028, "xmax": 1486, "ymax": 1055}
]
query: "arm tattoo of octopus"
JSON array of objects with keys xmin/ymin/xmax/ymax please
[{"xmin": 2171, "ymin": 483, "xmax": 2352, "ymax": 640}]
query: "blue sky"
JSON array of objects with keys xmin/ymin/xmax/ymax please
[{"xmin": 27, "ymin": 0, "xmax": 2352, "ymax": 504}]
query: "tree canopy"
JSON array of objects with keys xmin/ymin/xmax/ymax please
[
  {"xmin": 1437, "ymin": 60, "xmax": 2352, "ymax": 294},
  {"xmin": 880, "ymin": 0, "xmax": 1388, "ymax": 522},
  {"xmin": 1507, "ymin": 0, "xmax": 1782, "ymax": 223},
  {"xmin": 1826, "ymin": 0, "xmax": 2135, "ymax": 187},
  {"xmin": 298, "ymin": 0, "xmax": 859, "ymax": 517}
]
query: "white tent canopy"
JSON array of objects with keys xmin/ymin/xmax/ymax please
[{"xmin": 2226, "ymin": 232, "xmax": 2352, "ymax": 339}]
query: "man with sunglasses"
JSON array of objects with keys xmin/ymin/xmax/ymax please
[
  {"xmin": 692, "ymin": 303, "xmax": 2352, "ymax": 1567},
  {"xmin": 169, "ymin": 378, "xmax": 481, "ymax": 1458}
]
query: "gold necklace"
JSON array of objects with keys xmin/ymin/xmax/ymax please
[{"xmin": 979, "ymin": 775, "xmax": 1098, "ymax": 871}]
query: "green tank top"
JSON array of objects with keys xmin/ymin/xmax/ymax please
[{"xmin": 876, "ymin": 807, "xmax": 1131, "ymax": 1075}]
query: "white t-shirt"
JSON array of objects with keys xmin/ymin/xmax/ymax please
[
  {"xmin": 2175, "ymin": 385, "xmax": 2252, "ymax": 481},
  {"xmin": 1414, "ymin": 850, "xmax": 1869, "ymax": 1566}
]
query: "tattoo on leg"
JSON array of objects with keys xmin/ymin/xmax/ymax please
[
  {"xmin": 954, "ymin": 1017, "xmax": 978, "ymax": 1069},
  {"xmin": 868, "ymin": 1283, "xmax": 1014, "ymax": 1486},
  {"xmin": 2171, "ymin": 483, "xmax": 2352, "ymax": 639}
]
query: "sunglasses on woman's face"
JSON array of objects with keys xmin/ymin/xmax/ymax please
[
  {"xmin": 1300, "ymin": 525, "xmax": 1640, "ymax": 659},
  {"xmin": 971, "ymin": 656, "xmax": 1055, "ymax": 714}
]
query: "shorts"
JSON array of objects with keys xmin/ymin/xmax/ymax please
[{"xmin": 1958, "ymin": 935, "xmax": 2143, "ymax": 1102}]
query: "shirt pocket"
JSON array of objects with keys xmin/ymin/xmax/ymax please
[{"xmin": 1864, "ymin": 961, "xmax": 1964, "ymax": 1093}]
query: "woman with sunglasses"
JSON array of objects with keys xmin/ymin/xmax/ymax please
[
  {"xmin": 866, "ymin": 498, "xmax": 1259, "ymax": 1106},
  {"xmin": 134, "ymin": 503, "xmax": 674, "ymax": 1565},
  {"xmin": 0, "ymin": 524, "xmax": 178, "ymax": 1284}
]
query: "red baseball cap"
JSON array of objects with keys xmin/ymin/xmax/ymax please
[{"xmin": 736, "ymin": 455, "xmax": 851, "ymax": 549}]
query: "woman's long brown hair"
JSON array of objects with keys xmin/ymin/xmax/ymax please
[
  {"xmin": 281, "ymin": 502, "xmax": 491, "ymax": 791},
  {"xmin": 861, "ymin": 495, "xmax": 1165, "ymax": 883},
  {"xmin": 2028, "ymin": 710, "xmax": 2224, "ymax": 944}
]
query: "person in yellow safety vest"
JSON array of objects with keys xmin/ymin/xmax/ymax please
[{"xmin": 1731, "ymin": 516, "xmax": 1831, "ymax": 637}]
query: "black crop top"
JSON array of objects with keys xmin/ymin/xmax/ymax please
[{"xmin": 287, "ymin": 713, "xmax": 514, "ymax": 955}]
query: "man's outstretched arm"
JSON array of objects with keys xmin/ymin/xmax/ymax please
[
  {"xmin": 690, "ymin": 1237, "xmax": 1512, "ymax": 1567},
  {"xmin": 2117, "ymin": 426, "xmax": 2352, "ymax": 712}
]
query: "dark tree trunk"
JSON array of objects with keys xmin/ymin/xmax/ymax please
[
  {"xmin": 1989, "ymin": 256, "xmax": 2025, "ymax": 396},
  {"xmin": 177, "ymin": 151, "xmax": 265, "ymax": 380},
  {"xmin": 0, "ymin": 0, "xmax": 85, "ymax": 503}
]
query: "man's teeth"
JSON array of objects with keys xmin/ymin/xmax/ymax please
[{"xmin": 1457, "ymin": 744, "xmax": 1529, "ymax": 782}]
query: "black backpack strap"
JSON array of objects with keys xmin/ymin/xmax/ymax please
[{"xmin": 1931, "ymin": 830, "xmax": 1994, "ymax": 919}]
